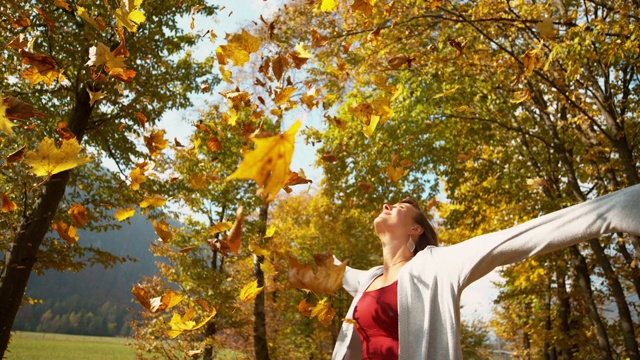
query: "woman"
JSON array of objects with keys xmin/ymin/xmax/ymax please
[{"xmin": 332, "ymin": 184, "xmax": 640, "ymax": 360}]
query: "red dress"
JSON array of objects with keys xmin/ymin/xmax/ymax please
[{"xmin": 353, "ymin": 280, "xmax": 399, "ymax": 359}]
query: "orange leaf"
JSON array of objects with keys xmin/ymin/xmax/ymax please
[
  {"xmin": 288, "ymin": 252, "xmax": 346, "ymax": 294},
  {"xmin": 206, "ymin": 136, "xmax": 222, "ymax": 152},
  {"xmin": 131, "ymin": 284, "xmax": 151, "ymax": 310},
  {"xmin": 52, "ymin": 221, "xmax": 79, "ymax": 244},
  {"xmin": 153, "ymin": 219, "xmax": 173, "ymax": 241},
  {"xmin": 1, "ymin": 194, "xmax": 17, "ymax": 212},
  {"xmin": 226, "ymin": 206, "xmax": 243, "ymax": 255},
  {"xmin": 68, "ymin": 203, "xmax": 88, "ymax": 227},
  {"xmin": 297, "ymin": 298, "xmax": 314, "ymax": 317},
  {"xmin": 150, "ymin": 289, "xmax": 184, "ymax": 312}
]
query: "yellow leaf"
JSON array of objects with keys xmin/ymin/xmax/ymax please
[
  {"xmin": 150, "ymin": 289, "xmax": 183, "ymax": 312},
  {"xmin": 52, "ymin": 221, "xmax": 79, "ymax": 244},
  {"xmin": 188, "ymin": 172, "xmax": 206, "ymax": 190},
  {"xmin": 68, "ymin": 203, "xmax": 88, "ymax": 227},
  {"xmin": 218, "ymin": 30, "xmax": 262, "ymax": 67},
  {"xmin": 227, "ymin": 121, "xmax": 302, "ymax": 202},
  {"xmin": 310, "ymin": 297, "xmax": 336, "ymax": 325},
  {"xmin": 536, "ymin": 17, "xmax": 556, "ymax": 39},
  {"xmin": 289, "ymin": 43, "xmax": 312, "ymax": 69},
  {"xmin": 114, "ymin": 207, "xmax": 136, "ymax": 221},
  {"xmin": 288, "ymin": 252, "xmax": 346, "ymax": 294},
  {"xmin": 166, "ymin": 308, "xmax": 216, "ymax": 339},
  {"xmin": 115, "ymin": 0, "xmax": 146, "ymax": 33},
  {"xmin": 363, "ymin": 115, "xmax": 380, "ymax": 139},
  {"xmin": 144, "ymin": 130, "xmax": 168, "ymax": 157},
  {"xmin": 264, "ymin": 226, "xmax": 276, "ymax": 238},
  {"xmin": 274, "ymin": 87, "xmax": 296, "ymax": 105},
  {"xmin": 129, "ymin": 167, "xmax": 146, "ymax": 190},
  {"xmin": 432, "ymin": 85, "xmax": 460, "ymax": 99},
  {"xmin": 210, "ymin": 221, "xmax": 232, "ymax": 234},
  {"xmin": 387, "ymin": 165, "xmax": 405, "ymax": 182},
  {"xmin": 2, "ymin": 194, "xmax": 17, "ymax": 212},
  {"xmin": 140, "ymin": 195, "xmax": 166, "ymax": 208},
  {"xmin": 87, "ymin": 89, "xmax": 106, "ymax": 106},
  {"xmin": 219, "ymin": 65, "xmax": 233, "ymax": 84},
  {"xmin": 76, "ymin": 6, "xmax": 106, "ymax": 30},
  {"xmin": 86, "ymin": 42, "xmax": 127, "ymax": 74},
  {"xmin": 226, "ymin": 206, "xmax": 243, "ymax": 255},
  {"xmin": 24, "ymin": 138, "xmax": 92, "ymax": 177},
  {"xmin": 153, "ymin": 219, "xmax": 172, "ymax": 241},
  {"xmin": 351, "ymin": 0, "xmax": 374, "ymax": 16},
  {"xmin": 320, "ymin": 0, "xmax": 338, "ymax": 11},
  {"xmin": 239, "ymin": 279, "xmax": 264, "ymax": 302},
  {"xmin": 249, "ymin": 241, "xmax": 269, "ymax": 257},
  {"xmin": 0, "ymin": 96, "xmax": 16, "ymax": 135},
  {"xmin": 342, "ymin": 318, "xmax": 359, "ymax": 327},
  {"xmin": 20, "ymin": 51, "xmax": 65, "ymax": 87},
  {"xmin": 521, "ymin": 49, "xmax": 539, "ymax": 75}
]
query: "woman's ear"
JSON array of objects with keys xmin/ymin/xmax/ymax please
[{"xmin": 411, "ymin": 226, "xmax": 424, "ymax": 236}]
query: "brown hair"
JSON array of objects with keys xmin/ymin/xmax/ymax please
[{"xmin": 400, "ymin": 198, "xmax": 438, "ymax": 254}]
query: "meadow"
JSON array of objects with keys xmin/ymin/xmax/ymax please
[{"xmin": 6, "ymin": 332, "xmax": 135, "ymax": 360}]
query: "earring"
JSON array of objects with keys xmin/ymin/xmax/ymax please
[{"xmin": 407, "ymin": 235, "xmax": 415, "ymax": 253}]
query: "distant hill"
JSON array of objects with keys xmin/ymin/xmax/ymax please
[{"xmin": 12, "ymin": 215, "xmax": 161, "ymax": 337}]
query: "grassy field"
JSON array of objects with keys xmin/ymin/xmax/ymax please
[{"xmin": 6, "ymin": 332, "xmax": 136, "ymax": 360}]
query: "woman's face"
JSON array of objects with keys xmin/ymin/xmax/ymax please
[{"xmin": 374, "ymin": 202, "xmax": 418, "ymax": 235}]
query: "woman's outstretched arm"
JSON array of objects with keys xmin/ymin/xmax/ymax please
[{"xmin": 432, "ymin": 184, "xmax": 640, "ymax": 289}]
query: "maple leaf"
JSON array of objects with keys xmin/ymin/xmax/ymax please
[
  {"xmin": 19, "ymin": 50, "xmax": 65, "ymax": 87},
  {"xmin": 0, "ymin": 96, "xmax": 16, "ymax": 135},
  {"xmin": 131, "ymin": 284, "xmax": 151, "ymax": 310},
  {"xmin": 76, "ymin": 6, "xmax": 107, "ymax": 30},
  {"xmin": 289, "ymin": 43, "xmax": 312, "ymax": 69},
  {"xmin": 351, "ymin": 0, "xmax": 374, "ymax": 16},
  {"xmin": 115, "ymin": 207, "xmax": 136, "ymax": 221},
  {"xmin": 68, "ymin": 203, "xmax": 88, "ymax": 227},
  {"xmin": 206, "ymin": 136, "xmax": 222, "ymax": 152},
  {"xmin": 283, "ymin": 170, "xmax": 313, "ymax": 193},
  {"xmin": 218, "ymin": 30, "xmax": 262, "ymax": 67},
  {"xmin": 239, "ymin": 280, "xmax": 264, "ymax": 302},
  {"xmin": 536, "ymin": 17, "xmax": 556, "ymax": 39},
  {"xmin": 129, "ymin": 167, "xmax": 146, "ymax": 190},
  {"xmin": 272, "ymin": 55, "xmax": 288, "ymax": 82},
  {"xmin": 226, "ymin": 206, "xmax": 243, "ymax": 255},
  {"xmin": 140, "ymin": 195, "xmax": 167, "ymax": 208},
  {"xmin": 387, "ymin": 165, "xmax": 405, "ymax": 182},
  {"xmin": 24, "ymin": 138, "xmax": 92, "ymax": 177},
  {"xmin": 144, "ymin": 130, "xmax": 168, "ymax": 157},
  {"xmin": 363, "ymin": 115, "xmax": 380, "ymax": 139},
  {"xmin": 310, "ymin": 297, "xmax": 336, "ymax": 325},
  {"xmin": 149, "ymin": 289, "xmax": 183, "ymax": 312},
  {"xmin": 227, "ymin": 121, "xmax": 302, "ymax": 203},
  {"xmin": 210, "ymin": 222, "xmax": 232, "ymax": 235},
  {"xmin": 288, "ymin": 252, "xmax": 346, "ymax": 294},
  {"xmin": 274, "ymin": 87, "xmax": 296, "ymax": 105},
  {"xmin": 55, "ymin": 0, "xmax": 71, "ymax": 11},
  {"xmin": 153, "ymin": 219, "xmax": 173, "ymax": 241},
  {"xmin": 298, "ymin": 298, "xmax": 314, "ymax": 317},
  {"xmin": 1, "ymin": 194, "xmax": 17, "ymax": 212},
  {"xmin": 166, "ymin": 308, "xmax": 216, "ymax": 339},
  {"xmin": 52, "ymin": 221, "xmax": 79, "ymax": 244},
  {"xmin": 87, "ymin": 89, "xmax": 106, "ymax": 106},
  {"xmin": 115, "ymin": 0, "xmax": 146, "ymax": 33},
  {"xmin": 86, "ymin": 42, "xmax": 127, "ymax": 71}
]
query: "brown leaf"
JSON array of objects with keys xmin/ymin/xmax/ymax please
[
  {"xmin": 321, "ymin": 152, "xmax": 337, "ymax": 163},
  {"xmin": 288, "ymin": 252, "xmax": 346, "ymax": 294},
  {"xmin": 206, "ymin": 136, "xmax": 222, "ymax": 152},
  {"xmin": 68, "ymin": 203, "xmax": 88, "ymax": 227},
  {"xmin": 226, "ymin": 206, "xmax": 243, "ymax": 255},
  {"xmin": 272, "ymin": 55, "xmax": 288, "ymax": 82},
  {"xmin": 131, "ymin": 284, "xmax": 151, "ymax": 310},
  {"xmin": 387, "ymin": 54, "xmax": 414, "ymax": 69},
  {"xmin": 6, "ymin": 145, "xmax": 26, "ymax": 163}
]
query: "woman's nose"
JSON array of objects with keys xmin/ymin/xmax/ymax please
[{"xmin": 383, "ymin": 204, "xmax": 391, "ymax": 211}]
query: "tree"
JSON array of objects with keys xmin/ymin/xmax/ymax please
[{"xmin": 0, "ymin": 1, "xmax": 217, "ymax": 355}]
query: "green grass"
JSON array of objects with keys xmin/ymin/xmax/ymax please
[{"xmin": 6, "ymin": 332, "xmax": 136, "ymax": 360}]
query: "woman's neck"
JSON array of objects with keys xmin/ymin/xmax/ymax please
[{"xmin": 379, "ymin": 233, "xmax": 414, "ymax": 271}]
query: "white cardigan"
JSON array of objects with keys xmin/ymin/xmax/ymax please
[{"xmin": 332, "ymin": 184, "xmax": 640, "ymax": 359}]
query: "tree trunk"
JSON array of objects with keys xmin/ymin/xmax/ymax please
[
  {"xmin": 0, "ymin": 86, "xmax": 93, "ymax": 357},
  {"xmin": 555, "ymin": 266, "xmax": 574, "ymax": 359},
  {"xmin": 569, "ymin": 245, "xmax": 614, "ymax": 360},
  {"xmin": 253, "ymin": 203, "xmax": 269, "ymax": 360},
  {"xmin": 587, "ymin": 238, "xmax": 640, "ymax": 360},
  {"xmin": 203, "ymin": 205, "xmax": 227, "ymax": 360}
]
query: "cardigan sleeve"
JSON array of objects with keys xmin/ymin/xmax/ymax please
[{"xmin": 432, "ymin": 184, "xmax": 640, "ymax": 290}]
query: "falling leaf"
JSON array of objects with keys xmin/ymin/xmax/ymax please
[
  {"xmin": 522, "ymin": 49, "xmax": 539, "ymax": 75},
  {"xmin": 153, "ymin": 219, "xmax": 173, "ymax": 241},
  {"xmin": 76, "ymin": 6, "xmax": 106, "ymax": 30},
  {"xmin": 11, "ymin": 14, "xmax": 31, "ymax": 28},
  {"xmin": 226, "ymin": 206, "xmax": 243, "ymax": 255},
  {"xmin": 310, "ymin": 297, "xmax": 336, "ymax": 325},
  {"xmin": 115, "ymin": 207, "xmax": 136, "ymax": 221},
  {"xmin": 190, "ymin": 5, "xmax": 205, "ymax": 30},
  {"xmin": 342, "ymin": 318, "xmax": 359, "ymax": 327},
  {"xmin": 166, "ymin": 308, "xmax": 216, "ymax": 339},
  {"xmin": 219, "ymin": 65, "xmax": 233, "ymax": 84},
  {"xmin": 512, "ymin": 90, "xmax": 532, "ymax": 103},
  {"xmin": 249, "ymin": 241, "xmax": 269, "ymax": 257},
  {"xmin": 68, "ymin": 203, "xmax": 88, "ymax": 227},
  {"xmin": 227, "ymin": 121, "xmax": 302, "ymax": 202},
  {"xmin": 206, "ymin": 136, "xmax": 222, "ymax": 152},
  {"xmin": 55, "ymin": 0, "xmax": 71, "ymax": 11},
  {"xmin": 2, "ymin": 194, "xmax": 17, "ymax": 212},
  {"xmin": 36, "ymin": 8, "xmax": 55, "ymax": 34},
  {"xmin": 131, "ymin": 284, "xmax": 151, "ymax": 310},
  {"xmin": 264, "ymin": 226, "xmax": 276, "ymax": 238},
  {"xmin": 288, "ymin": 252, "xmax": 346, "ymax": 294},
  {"xmin": 387, "ymin": 54, "xmax": 414, "ymax": 69},
  {"xmin": 311, "ymin": 30, "xmax": 330, "ymax": 47},
  {"xmin": 320, "ymin": 0, "xmax": 338, "ymax": 11},
  {"xmin": 289, "ymin": 43, "xmax": 312, "ymax": 69},
  {"xmin": 19, "ymin": 50, "xmax": 65, "ymax": 87},
  {"xmin": 87, "ymin": 89, "xmax": 106, "ymax": 106},
  {"xmin": 86, "ymin": 42, "xmax": 127, "ymax": 72},
  {"xmin": 387, "ymin": 165, "xmax": 405, "ymax": 182},
  {"xmin": 239, "ymin": 280, "xmax": 264, "ymax": 302},
  {"xmin": 52, "ymin": 221, "xmax": 79, "ymax": 244},
  {"xmin": 144, "ymin": 130, "xmax": 168, "ymax": 157},
  {"xmin": 298, "ymin": 298, "xmax": 314, "ymax": 317},
  {"xmin": 363, "ymin": 115, "xmax": 380, "ymax": 139},
  {"xmin": 217, "ymin": 30, "xmax": 261, "ymax": 67},
  {"xmin": 140, "ymin": 195, "xmax": 167, "ymax": 208},
  {"xmin": 129, "ymin": 167, "xmax": 146, "ymax": 190},
  {"xmin": 115, "ymin": 0, "xmax": 146, "ymax": 33},
  {"xmin": 351, "ymin": 0, "xmax": 374, "ymax": 16},
  {"xmin": 274, "ymin": 87, "xmax": 296, "ymax": 105},
  {"xmin": 432, "ymin": 85, "xmax": 460, "ymax": 99},
  {"xmin": 536, "ymin": 17, "xmax": 556, "ymax": 39},
  {"xmin": 24, "ymin": 138, "xmax": 92, "ymax": 177},
  {"xmin": 134, "ymin": 111, "xmax": 147, "ymax": 129},
  {"xmin": 210, "ymin": 221, "xmax": 232, "ymax": 235},
  {"xmin": 150, "ymin": 289, "xmax": 183, "ymax": 312},
  {"xmin": 0, "ymin": 96, "xmax": 16, "ymax": 135},
  {"xmin": 321, "ymin": 152, "xmax": 337, "ymax": 163}
]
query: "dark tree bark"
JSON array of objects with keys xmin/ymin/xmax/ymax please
[
  {"xmin": 0, "ymin": 87, "xmax": 93, "ymax": 357},
  {"xmin": 555, "ymin": 266, "xmax": 574, "ymax": 359},
  {"xmin": 253, "ymin": 203, "xmax": 270, "ymax": 360}
]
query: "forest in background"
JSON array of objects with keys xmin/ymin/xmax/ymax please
[{"xmin": 2, "ymin": 0, "xmax": 640, "ymax": 359}]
